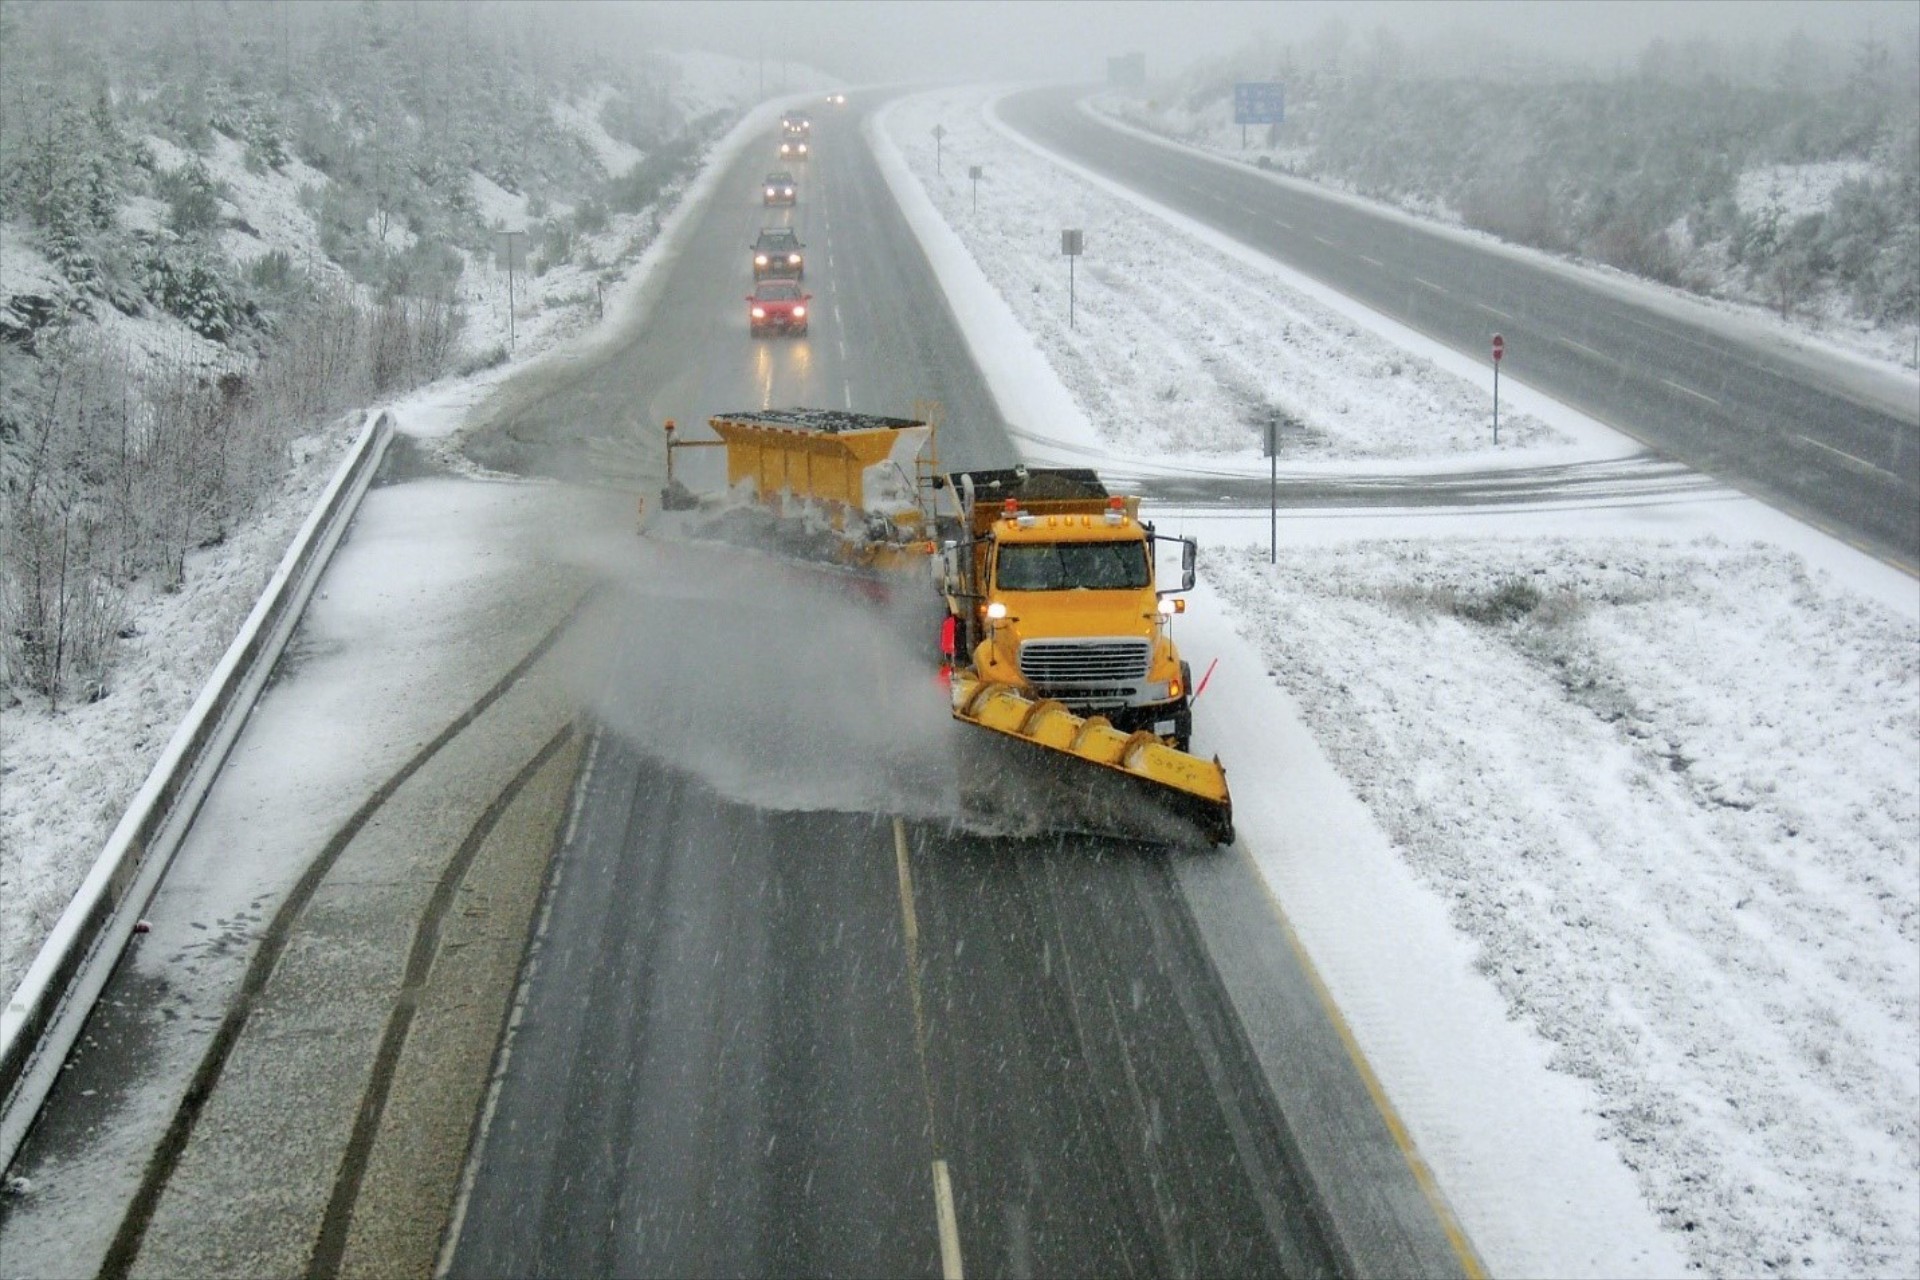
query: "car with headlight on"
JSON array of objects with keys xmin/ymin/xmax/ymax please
[
  {"xmin": 763, "ymin": 171, "xmax": 797, "ymax": 205},
  {"xmin": 825, "ymin": 92, "xmax": 847, "ymax": 106},
  {"xmin": 747, "ymin": 280, "xmax": 811, "ymax": 336},
  {"xmin": 778, "ymin": 136, "xmax": 810, "ymax": 161},
  {"xmin": 751, "ymin": 228, "xmax": 805, "ymax": 280},
  {"xmin": 781, "ymin": 110, "xmax": 813, "ymax": 134}
]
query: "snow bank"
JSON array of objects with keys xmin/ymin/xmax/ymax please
[{"xmin": 1207, "ymin": 536, "xmax": 1920, "ymax": 1277}]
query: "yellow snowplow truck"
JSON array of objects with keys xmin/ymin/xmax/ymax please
[
  {"xmin": 934, "ymin": 468, "xmax": 1233, "ymax": 847},
  {"xmin": 658, "ymin": 411, "xmax": 1232, "ymax": 847}
]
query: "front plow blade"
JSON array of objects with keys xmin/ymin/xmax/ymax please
[{"xmin": 952, "ymin": 676, "xmax": 1234, "ymax": 848}]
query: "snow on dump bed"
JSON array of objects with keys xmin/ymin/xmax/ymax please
[
  {"xmin": 1208, "ymin": 535, "xmax": 1920, "ymax": 1278},
  {"xmin": 883, "ymin": 89, "xmax": 1561, "ymax": 462}
]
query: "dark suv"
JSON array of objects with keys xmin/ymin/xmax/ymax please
[
  {"xmin": 751, "ymin": 228, "xmax": 805, "ymax": 280},
  {"xmin": 763, "ymin": 171, "xmax": 797, "ymax": 205}
]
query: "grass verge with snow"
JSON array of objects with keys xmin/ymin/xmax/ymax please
[{"xmin": 1209, "ymin": 535, "xmax": 1919, "ymax": 1277}]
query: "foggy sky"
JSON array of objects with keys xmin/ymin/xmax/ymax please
[{"xmin": 626, "ymin": 0, "xmax": 1920, "ymax": 84}]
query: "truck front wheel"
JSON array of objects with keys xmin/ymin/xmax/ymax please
[{"xmin": 1170, "ymin": 660, "xmax": 1195, "ymax": 752}]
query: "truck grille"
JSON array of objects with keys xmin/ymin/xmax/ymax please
[{"xmin": 1019, "ymin": 638, "xmax": 1151, "ymax": 686}]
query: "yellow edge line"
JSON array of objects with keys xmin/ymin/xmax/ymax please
[
  {"xmin": 932, "ymin": 1158, "xmax": 964, "ymax": 1280},
  {"xmin": 1236, "ymin": 845, "xmax": 1489, "ymax": 1280},
  {"xmin": 894, "ymin": 817, "xmax": 920, "ymax": 955},
  {"xmin": 896, "ymin": 818, "xmax": 963, "ymax": 1278}
]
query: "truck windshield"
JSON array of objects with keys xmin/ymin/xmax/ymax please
[{"xmin": 997, "ymin": 541, "xmax": 1150, "ymax": 591}]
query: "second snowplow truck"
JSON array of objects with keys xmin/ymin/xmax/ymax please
[{"xmin": 934, "ymin": 467, "xmax": 1232, "ymax": 846}]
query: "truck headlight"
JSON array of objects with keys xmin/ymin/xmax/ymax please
[
  {"xmin": 755, "ymin": 254, "xmax": 769, "ymax": 265},
  {"xmin": 792, "ymin": 306, "xmax": 805, "ymax": 317},
  {"xmin": 751, "ymin": 306, "xmax": 766, "ymax": 318},
  {"xmin": 985, "ymin": 602, "xmax": 1007, "ymax": 620},
  {"xmin": 788, "ymin": 253, "xmax": 801, "ymax": 264}
]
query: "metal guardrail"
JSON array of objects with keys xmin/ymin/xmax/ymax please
[{"xmin": 0, "ymin": 409, "xmax": 396, "ymax": 1174}]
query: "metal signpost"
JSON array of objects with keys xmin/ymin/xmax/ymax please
[
  {"xmin": 496, "ymin": 229, "xmax": 526, "ymax": 351},
  {"xmin": 969, "ymin": 165, "xmax": 982, "ymax": 212},
  {"xmin": 1232, "ymin": 82, "xmax": 1285, "ymax": 148},
  {"xmin": 1061, "ymin": 229, "xmax": 1083, "ymax": 329},
  {"xmin": 932, "ymin": 123, "xmax": 945, "ymax": 174},
  {"xmin": 1491, "ymin": 333, "xmax": 1505, "ymax": 443},
  {"xmin": 1266, "ymin": 416, "xmax": 1279, "ymax": 564}
]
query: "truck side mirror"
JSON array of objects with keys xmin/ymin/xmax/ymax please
[{"xmin": 1181, "ymin": 539, "xmax": 1197, "ymax": 591}]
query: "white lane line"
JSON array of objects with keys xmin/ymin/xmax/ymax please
[
  {"xmin": 1476, "ymin": 302, "xmax": 1513, "ymax": 320},
  {"xmin": 1412, "ymin": 276, "xmax": 1447, "ymax": 294},
  {"xmin": 1311, "ymin": 234, "xmax": 1334, "ymax": 247},
  {"xmin": 1797, "ymin": 433, "xmax": 1897, "ymax": 479},
  {"xmin": 1661, "ymin": 377, "xmax": 1721, "ymax": 408},
  {"xmin": 1560, "ymin": 335, "xmax": 1611, "ymax": 362},
  {"xmin": 1274, "ymin": 218, "xmax": 1293, "ymax": 230},
  {"xmin": 1358, "ymin": 254, "xmax": 1384, "ymax": 268},
  {"xmin": 933, "ymin": 1159, "xmax": 964, "ymax": 1279},
  {"xmin": 843, "ymin": 381, "xmax": 853, "ymax": 409}
]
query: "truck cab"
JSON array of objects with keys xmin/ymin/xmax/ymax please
[{"xmin": 937, "ymin": 469, "xmax": 1198, "ymax": 748}]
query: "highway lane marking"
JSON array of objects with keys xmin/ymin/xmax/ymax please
[
  {"xmin": 435, "ymin": 725, "xmax": 605, "ymax": 1278},
  {"xmin": 1358, "ymin": 254, "xmax": 1384, "ymax": 268},
  {"xmin": 933, "ymin": 1159, "xmax": 965, "ymax": 1279},
  {"xmin": 894, "ymin": 817, "xmax": 968, "ymax": 1277},
  {"xmin": 844, "ymin": 381, "xmax": 854, "ymax": 409},
  {"xmin": 1274, "ymin": 218, "xmax": 1293, "ymax": 230},
  {"xmin": 1412, "ymin": 276, "xmax": 1448, "ymax": 295},
  {"xmin": 894, "ymin": 816, "xmax": 921, "ymax": 958},
  {"xmin": 1796, "ymin": 433, "xmax": 1898, "ymax": 480},
  {"xmin": 1311, "ymin": 234, "xmax": 1335, "ymax": 247},
  {"xmin": 1661, "ymin": 377, "xmax": 1721, "ymax": 407},
  {"xmin": 1234, "ymin": 844, "xmax": 1489, "ymax": 1280},
  {"xmin": 1558, "ymin": 335, "xmax": 1615, "ymax": 364},
  {"xmin": 1475, "ymin": 302, "xmax": 1513, "ymax": 320}
]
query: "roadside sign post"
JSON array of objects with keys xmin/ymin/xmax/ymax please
[
  {"xmin": 969, "ymin": 165, "xmax": 982, "ymax": 212},
  {"xmin": 1491, "ymin": 332, "xmax": 1505, "ymax": 444},
  {"xmin": 1266, "ymin": 416, "xmax": 1278, "ymax": 565},
  {"xmin": 496, "ymin": 228, "xmax": 526, "ymax": 351},
  {"xmin": 932, "ymin": 123, "xmax": 945, "ymax": 175},
  {"xmin": 1061, "ymin": 229, "xmax": 1083, "ymax": 329},
  {"xmin": 1233, "ymin": 82, "xmax": 1286, "ymax": 149}
]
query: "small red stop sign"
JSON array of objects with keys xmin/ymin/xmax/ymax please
[{"xmin": 1491, "ymin": 334, "xmax": 1505, "ymax": 362}]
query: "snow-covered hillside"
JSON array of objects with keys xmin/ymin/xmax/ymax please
[{"xmin": 0, "ymin": 45, "xmax": 835, "ymax": 1003}]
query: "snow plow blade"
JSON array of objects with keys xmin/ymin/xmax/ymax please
[{"xmin": 952, "ymin": 674, "xmax": 1234, "ymax": 848}]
